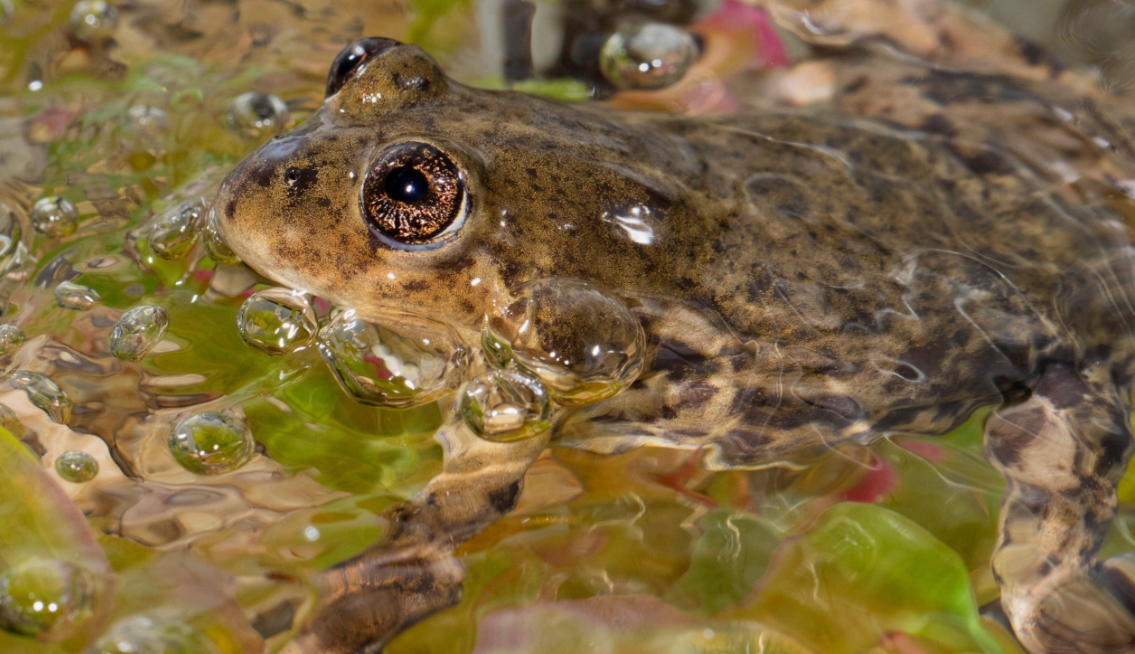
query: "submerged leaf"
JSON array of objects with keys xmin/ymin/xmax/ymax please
[
  {"xmin": 739, "ymin": 502, "xmax": 1002, "ymax": 653},
  {"xmin": 0, "ymin": 426, "xmax": 113, "ymax": 650}
]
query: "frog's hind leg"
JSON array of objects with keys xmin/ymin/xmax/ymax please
[
  {"xmin": 987, "ymin": 362, "xmax": 1135, "ymax": 653},
  {"xmin": 284, "ymin": 419, "xmax": 550, "ymax": 654}
]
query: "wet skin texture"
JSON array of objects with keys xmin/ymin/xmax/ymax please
[{"xmin": 218, "ymin": 33, "xmax": 1135, "ymax": 654}]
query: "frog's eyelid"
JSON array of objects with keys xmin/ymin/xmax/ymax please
[{"xmin": 325, "ymin": 37, "xmax": 400, "ymax": 98}]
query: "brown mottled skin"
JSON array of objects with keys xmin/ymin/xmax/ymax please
[{"xmin": 217, "ymin": 23, "xmax": 1135, "ymax": 654}]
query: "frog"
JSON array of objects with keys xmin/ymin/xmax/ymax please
[{"xmin": 214, "ymin": 16, "xmax": 1135, "ymax": 654}]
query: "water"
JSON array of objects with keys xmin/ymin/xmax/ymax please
[{"xmin": 0, "ymin": 1, "xmax": 1133, "ymax": 654}]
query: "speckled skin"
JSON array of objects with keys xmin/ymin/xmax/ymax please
[{"xmin": 217, "ymin": 34, "xmax": 1135, "ymax": 654}]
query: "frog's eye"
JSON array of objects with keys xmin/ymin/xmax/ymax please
[
  {"xmin": 361, "ymin": 142, "xmax": 467, "ymax": 247},
  {"xmin": 326, "ymin": 38, "xmax": 399, "ymax": 97}
]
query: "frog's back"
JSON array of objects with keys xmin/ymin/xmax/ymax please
[{"xmin": 570, "ymin": 52, "xmax": 1135, "ymax": 468}]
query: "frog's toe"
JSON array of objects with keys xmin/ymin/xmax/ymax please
[{"xmin": 986, "ymin": 362, "xmax": 1135, "ymax": 654}]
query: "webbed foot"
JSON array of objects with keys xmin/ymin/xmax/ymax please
[{"xmin": 986, "ymin": 363, "xmax": 1135, "ymax": 653}]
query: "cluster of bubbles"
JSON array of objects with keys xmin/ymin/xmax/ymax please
[
  {"xmin": 229, "ymin": 274, "xmax": 645, "ymax": 446},
  {"xmin": 599, "ymin": 22, "xmax": 698, "ymax": 91}
]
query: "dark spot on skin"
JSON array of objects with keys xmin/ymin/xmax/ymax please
[
  {"xmin": 677, "ymin": 381, "xmax": 718, "ymax": 408},
  {"xmin": 244, "ymin": 162, "xmax": 279, "ymax": 189},
  {"xmin": 225, "ymin": 197, "xmax": 238, "ymax": 224},
  {"xmin": 653, "ymin": 340, "xmax": 713, "ymax": 381},
  {"xmin": 805, "ymin": 395, "xmax": 864, "ymax": 423},
  {"xmin": 986, "ymin": 406, "xmax": 1047, "ymax": 467},
  {"xmin": 920, "ymin": 114, "xmax": 957, "ymax": 137},
  {"xmin": 1035, "ymin": 364, "xmax": 1087, "ymax": 410},
  {"xmin": 487, "ymin": 481, "xmax": 522, "ymax": 515},
  {"xmin": 841, "ymin": 75, "xmax": 869, "ymax": 95},
  {"xmin": 1098, "ymin": 563, "xmax": 1135, "ymax": 618}
]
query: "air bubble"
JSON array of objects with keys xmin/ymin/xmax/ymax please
[
  {"xmin": 168, "ymin": 412, "xmax": 253, "ymax": 475},
  {"xmin": 483, "ymin": 278, "xmax": 645, "ymax": 406},
  {"xmin": 202, "ymin": 207, "xmax": 241, "ymax": 266},
  {"xmin": 31, "ymin": 196, "xmax": 79, "ymax": 238},
  {"xmin": 55, "ymin": 281, "xmax": 101, "ymax": 310},
  {"xmin": 600, "ymin": 22, "xmax": 697, "ymax": 91},
  {"xmin": 54, "ymin": 450, "xmax": 99, "ymax": 483},
  {"xmin": 460, "ymin": 370, "xmax": 552, "ymax": 442},
  {"xmin": 109, "ymin": 305, "xmax": 169, "ymax": 361},
  {"xmin": 6, "ymin": 370, "xmax": 72, "ymax": 424},
  {"xmin": 0, "ymin": 559, "xmax": 94, "ymax": 640},
  {"xmin": 69, "ymin": 0, "xmax": 117, "ymax": 41},
  {"xmin": 126, "ymin": 105, "xmax": 170, "ymax": 136},
  {"xmin": 237, "ymin": 288, "xmax": 318, "ymax": 355},
  {"xmin": 146, "ymin": 200, "xmax": 204, "ymax": 260},
  {"xmin": 0, "ymin": 324, "xmax": 25, "ymax": 356},
  {"xmin": 227, "ymin": 92, "xmax": 290, "ymax": 139},
  {"xmin": 317, "ymin": 310, "xmax": 468, "ymax": 408}
]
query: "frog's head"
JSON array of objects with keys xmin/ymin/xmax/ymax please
[{"xmin": 215, "ymin": 38, "xmax": 688, "ymax": 329}]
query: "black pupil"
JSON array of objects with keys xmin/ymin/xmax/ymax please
[{"xmin": 384, "ymin": 166, "xmax": 429, "ymax": 204}]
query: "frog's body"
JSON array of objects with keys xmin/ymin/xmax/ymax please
[{"xmin": 217, "ymin": 24, "xmax": 1135, "ymax": 654}]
